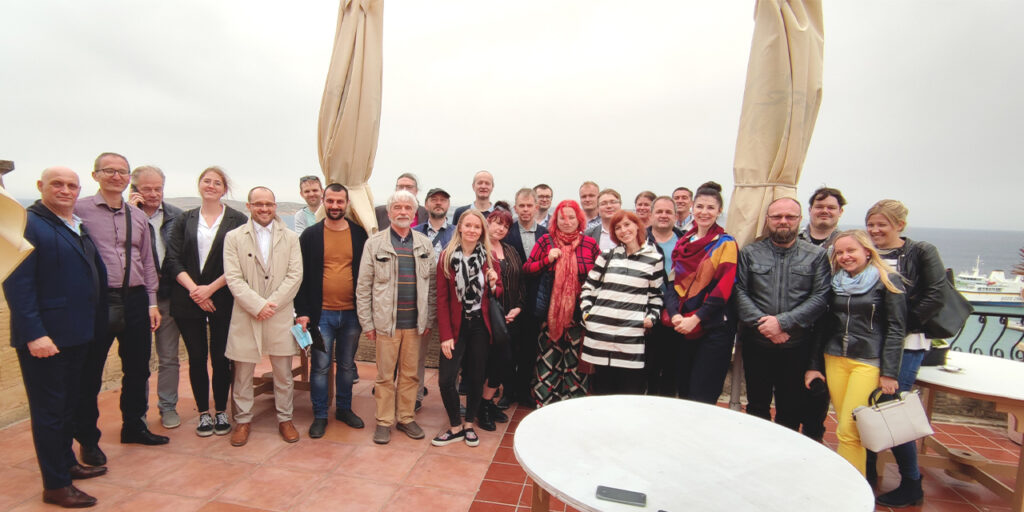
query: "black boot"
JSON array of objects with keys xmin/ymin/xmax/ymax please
[
  {"xmin": 875, "ymin": 476, "xmax": 923, "ymax": 508},
  {"xmin": 476, "ymin": 402, "xmax": 496, "ymax": 431},
  {"xmin": 490, "ymin": 401, "xmax": 508, "ymax": 423},
  {"xmin": 865, "ymin": 451, "xmax": 878, "ymax": 490}
]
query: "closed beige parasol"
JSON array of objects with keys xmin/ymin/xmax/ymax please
[
  {"xmin": 318, "ymin": 0, "xmax": 384, "ymax": 232},
  {"xmin": 725, "ymin": 0, "xmax": 824, "ymax": 409},
  {"xmin": 725, "ymin": 0, "xmax": 823, "ymax": 247}
]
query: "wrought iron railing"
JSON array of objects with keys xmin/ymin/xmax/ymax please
[{"xmin": 947, "ymin": 305, "xmax": 1024, "ymax": 361}]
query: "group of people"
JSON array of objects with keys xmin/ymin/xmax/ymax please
[{"xmin": 7, "ymin": 159, "xmax": 947, "ymax": 508}]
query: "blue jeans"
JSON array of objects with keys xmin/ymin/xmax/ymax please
[
  {"xmin": 310, "ymin": 310, "xmax": 362, "ymax": 418},
  {"xmin": 890, "ymin": 349, "xmax": 926, "ymax": 480}
]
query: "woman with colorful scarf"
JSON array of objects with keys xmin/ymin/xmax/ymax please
[
  {"xmin": 433, "ymin": 210, "xmax": 503, "ymax": 447},
  {"xmin": 805, "ymin": 230, "xmax": 905, "ymax": 478},
  {"xmin": 665, "ymin": 182, "xmax": 738, "ymax": 404},
  {"xmin": 523, "ymin": 199, "xmax": 600, "ymax": 406}
]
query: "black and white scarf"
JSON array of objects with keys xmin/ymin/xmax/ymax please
[{"xmin": 452, "ymin": 243, "xmax": 486, "ymax": 311}]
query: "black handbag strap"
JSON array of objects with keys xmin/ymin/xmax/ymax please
[
  {"xmin": 121, "ymin": 204, "xmax": 132, "ymax": 295},
  {"xmin": 869, "ymin": 387, "xmax": 904, "ymax": 406}
]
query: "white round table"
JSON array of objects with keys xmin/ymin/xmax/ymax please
[
  {"xmin": 513, "ymin": 395, "xmax": 874, "ymax": 511},
  {"xmin": 914, "ymin": 351, "xmax": 1024, "ymax": 511}
]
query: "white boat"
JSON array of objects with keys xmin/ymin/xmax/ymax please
[{"xmin": 955, "ymin": 257, "xmax": 1024, "ymax": 306}]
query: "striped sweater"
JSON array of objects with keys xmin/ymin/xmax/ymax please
[{"xmin": 579, "ymin": 243, "xmax": 665, "ymax": 369}]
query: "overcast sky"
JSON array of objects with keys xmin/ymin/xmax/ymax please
[{"xmin": 2, "ymin": 1, "xmax": 1021, "ymax": 230}]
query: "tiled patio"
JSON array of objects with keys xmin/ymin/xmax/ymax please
[{"xmin": 0, "ymin": 361, "xmax": 1018, "ymax": 511}]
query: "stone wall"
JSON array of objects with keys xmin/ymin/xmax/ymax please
[{"xmin": 0, "ymin": 289, "xmax": 173, "ymax": 428}]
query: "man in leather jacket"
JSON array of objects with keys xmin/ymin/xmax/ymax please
[{"xmin": 735, "ymin": 198, "xmax": 830, "ymax": 434}]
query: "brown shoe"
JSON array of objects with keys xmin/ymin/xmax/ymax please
[
  {"xmin": 69, "ymin": 463, "xmax": 107, "ymax": 480},
  {"xmin": 42, "ymin": 485, "xmax": 97, "ymax": 508},
  {"xmin": 279, "ymin": 421, "xmax": 300, "ymax": 443},
  {"xmin": 230, "ymin": 423, "xmax": 251, "ymax": 447}
]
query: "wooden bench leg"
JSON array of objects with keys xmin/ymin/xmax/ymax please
[{"xmin": 531, "ymin": 479, "xmax": 549, "ymax": 512}]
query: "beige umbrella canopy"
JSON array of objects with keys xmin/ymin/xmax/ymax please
[
  {"xmin": 725, "ymin": 0, "xmax": 823, "ymax": 409},
  {"xmin": 725, "ymin": 0, "xmax": 824, "ymax": 247},
  {"xmin": 0, "ymin": 185, "xmax": 33, "ymax": 282},
  {"xmin": 318, "ymin": 0, "xmax": 384, "ymax": 232}
]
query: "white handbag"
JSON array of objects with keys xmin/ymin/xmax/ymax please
[{"xmin": 852, "ymin": 389, "xmax": 934, "ymax": 452}]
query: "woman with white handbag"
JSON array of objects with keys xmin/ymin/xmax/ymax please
[{"xmin": 805, "ymin": 231, "xmax": 906, "ymax": 480}]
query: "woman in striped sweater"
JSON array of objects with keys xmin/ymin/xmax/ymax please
[
  {"xmin": 580, "ymin": 210, "xmax": 665, "ymax": 395},
  {"xmin": 666, "ymin": 182, "xmax": 738, "ymax": 404}
]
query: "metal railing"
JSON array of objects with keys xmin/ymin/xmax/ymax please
[{"xmin": 947, "ymin": 305, "xmax": 1024, "ymax": 361}]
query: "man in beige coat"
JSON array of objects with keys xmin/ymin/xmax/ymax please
[
  {"xmin": 223, "ymin": 187, "xmax": 303, "ymax": 446},
  {"xmin": 357, "ymin": 190, "xmax": 436, "ymax": 444}
]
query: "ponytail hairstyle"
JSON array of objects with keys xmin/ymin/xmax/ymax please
[
  {"xmin": 694, "ymin": 181, "xmax": 724, "ymax": 209},
  {"xmin": 865, "ymin": 199, "xmax": 909, "ymax": 232}
]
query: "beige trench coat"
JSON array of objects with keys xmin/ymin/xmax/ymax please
[{"xmin": 223, "ymin": 218, "xmax": 303, "ymax": 363}]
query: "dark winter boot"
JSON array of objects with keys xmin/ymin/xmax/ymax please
[
  {"xmin": 490, "ymin": 401, "xmax": 508, "ymax": 423},
  {"xmin": 875, "ymin": 476, "xmax": 924, "ymax": 508},
  {"xmin": 476, "ymin": 402, "xmax": 496, "ymax": 431}
]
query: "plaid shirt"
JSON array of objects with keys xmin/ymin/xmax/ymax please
[{"xmin": 523, "ymin": 233, "xmax": 600, "ymax": 283}]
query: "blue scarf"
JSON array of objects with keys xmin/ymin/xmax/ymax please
[{"xmin": 831, "ymin": 264, "xmax": 880, "ymax": 295}]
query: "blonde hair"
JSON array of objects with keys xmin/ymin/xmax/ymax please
[
  {"xmin": 865, "ymin": 199, "xmax": 908, "ymax": 232},
  {"xmin": 441, "ymin": 209, "xmax": 495, "ymax": 279},
  {"xmin": 199, "ymin": 166, "xmax": 232, "ymax": 195},
  {"xmin": 831, "ymin": 230, "xmax": 904, "ymax": 294}
]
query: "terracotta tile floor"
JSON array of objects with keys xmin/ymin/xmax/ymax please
[{"xmin": 0, "ymin": 361, "xmax": 1019, "ymax": 511}]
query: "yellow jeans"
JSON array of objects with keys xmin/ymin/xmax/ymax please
[
  {"xmin": 824, "ymin": 354, "xmax": 880, "ymax": 476},
  {"xmin": 374, "ymin": 329, "xmax": 422, "ymax": 427}
]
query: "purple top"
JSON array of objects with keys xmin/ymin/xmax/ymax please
[{"xmin": 75, "ymin": 193, "xmax": 159, "ymax": 304}]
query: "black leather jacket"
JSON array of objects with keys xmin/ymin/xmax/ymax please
[
  {"xmin": 809, "ymin": 274, "xmax": 907, "ymax": 378},
  {"xmin": 892, "ymin": 238, "xmax": 946, "ymax": 334},
  {"xmin": 735, "ymin": 238, "xmax": 831, "ymax": 348}
]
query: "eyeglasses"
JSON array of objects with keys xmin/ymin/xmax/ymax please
[
  {"xmin": 767, "ymin": 214, "xmax": 800, "ymax": 222},
  {"xmin": 299, "ymin": 175, "xmax": 321, "ymax": 184},
  {"xmin": 97, "ymin": 167, "xmax": 130, "ymax": 176}
]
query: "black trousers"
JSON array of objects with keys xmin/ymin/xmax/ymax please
[
  {"xmin": 484, "ymin": 319, "xmax": 514, "ymax": 389},
  {"xmin": 510, "ymin": 314, "xmax": 540, "ymax": 402},
  {"xmin": 802, "ymin": 372, "xmax": 831, "ymax": 442},
  {"xmin": 75, "ymin": 286, "xmax": 152, "ymax": 444},
  {"xmin": 18, "ymin": 343, "xmax": 88, "ymax": 489},
  {"xmin": 677, "ymin": 324, "xmax": 736, "ymax": 405},
  {"xmin": 645, "ymin": 324, "xmax": 682, "ymax": 397},
  {"xmin": 439, "ymin": 313, "xmax": 489, "ymax": 426},
  {"xmin": 177, "ymin": 314, "xmax": 232, "ymax": 413},
  {"xmin": 741, "ymin": 339, "xmax": 808, "ymax": 432},
  {"xmin": 591, "ymin": 365, "xmax": 647, "ymax": 396}
]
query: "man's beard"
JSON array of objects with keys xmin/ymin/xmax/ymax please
[
  {"xmin": 769, "ymin": 226, "xmax": 798, "ymax": 245},
  {"xmin": 430, "ymin": 210, "xmax": 447, "ymax": 220},
  {"xmin": 326, "ymin": 208, "xmax": 345, "ymax": 220}
]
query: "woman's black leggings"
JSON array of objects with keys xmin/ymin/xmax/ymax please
[
  {"xmin": 439, "ymin": 313, "xmax": 490, "ymax": 426},
  {"xmin": 177, "ymin": 314, "xmax": 231, "ymax": 413},
  {"xmin": 484, "ymin": 319, "xmax": 515, "ymax": 389}
]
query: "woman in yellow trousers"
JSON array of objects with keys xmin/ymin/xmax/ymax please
[{"xmin": 805, "ymin": 230, "xmax": 906, "ymax": 476}]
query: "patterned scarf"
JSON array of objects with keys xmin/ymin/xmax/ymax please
[
  {"xmin": 547, "ymin": 201, "xmax": 585, "ymax": 340},
  {"xmin": 832, "ymin": 264, "xmax": 880, "ymax": 296},
  {"xmin": 452, "ymin": 243, "xmax": 486, "ymax": 310},
  {"xmin": 672, "ymin": 223, "xmax": 726, "ymax": 299}
]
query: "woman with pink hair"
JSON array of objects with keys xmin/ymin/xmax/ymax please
[{"xmin": 522, "ymin": 200, "xmax": 600, "ymax": 405}]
